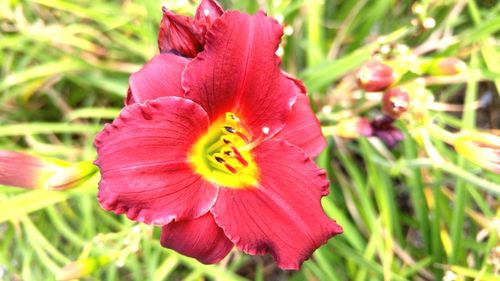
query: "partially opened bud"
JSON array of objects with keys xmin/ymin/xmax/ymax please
[
  {"xmin": 454, "ymin": 132, "xmax": 500, "ymax": 174},
  {"xmin": 382, "ymin": 88, "xmax": 410, "ymax": 119},
  {"xmin": 356, "ymin": 60, "xmax": 395, "ymax": 92},
  {"xmin": 0, "ymin": 150, "xmax": 96, "ymax": 190},
  {"xmin": 158, "ymin": 8, "xmax": 205, "ymax": 57},
  {"xmin": 45, "ymin": 161, "xmax": 97, "ymax": 190},
  {"xmin": 195, "ymin": 0, "xmax": 224, "ymax": 28},
  {"xmin": 158, "ymin": 0, "xmax": 224, "ymax": 58},
  {"xmin": 427, "ymin": 57, "xmax": 467, "ymax": 76}
]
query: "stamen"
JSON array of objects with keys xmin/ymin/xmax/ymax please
[
  {"xmin": 222, "ymin": 126, "xmax": 250, "ymax": 143},
  {"xmin": 240, "ymin": 131, "xmax": 269, "ymax": 151},
  {"xmin": 224, "ymin": 126, "xmax": 236, "ymax": 133},
  {"xmin": 229, "ymin": 145, "xmax": 248, "ymax": 166},
  {"xmin": 214, "ymin": 156, "xmax": 225, "ymax": 163},
  {"xmin": 236, "ymin": 131, "xmax": 250, "ymax": 143},
  {"xmin": 226, "ymin": 112, "xmax": 240, "ymax": 123},
  {"xmin": 213, "ymin": 155, "xmax": 238, "ymax": 174},
  {"xmin": 224, "ymin": 163, "xmax": 237, "ymax": 174}
]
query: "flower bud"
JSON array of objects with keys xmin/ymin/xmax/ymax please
[
  {"xmin": 195, "ymin": 0, "xmax": 224, "ymax": 28},
  {"xmin": 158, "ymin": 8, "xmax": 205, "ymax": 58},
  {"xmin": 56, "ymin": 256, "xmax": 110, "ymax": 281},
  {"xmin": 454, "ymin": 132, "xmax": 500, "ymax": 174},
  {"xmin": 45, "ymin": 161, "xmax": 97, "ymax": 190},
  {"xmin": 356, "ymin": 60, "xmax": 395, "ymax": 92},
  {"xmin": 427, "ymin": 57, "xmax": 467, "ymax": 76},
  {"xmin": 382, "ymin": 88, "xmax": 410, "ymax": 119},
  {"xmin": 324, "ymin": 117, "xmax": 372, "ymax": 139},
  {"xmin": 0, "ymin": 150, "xmax": 96, "ymax": 190},
  {"xmin": 370, "ymin": 116, "xmax": 404, "ymax": 148}
]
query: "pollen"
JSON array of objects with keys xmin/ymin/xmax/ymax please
[{"xmin": 189, "ymin": 112, "xmax": 259, "ymax": 188}]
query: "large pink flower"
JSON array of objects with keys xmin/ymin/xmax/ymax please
[{"xmin": 95, "ymin": 0, "xmax": 342, "ymax": 270}]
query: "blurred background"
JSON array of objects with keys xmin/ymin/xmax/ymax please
[{"xmin": 1, "ymin": 0, "xmax": 499, "ymax": 280}]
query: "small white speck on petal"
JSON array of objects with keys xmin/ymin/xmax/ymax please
[
  {"xmin": 203, "ymin": 9, "xmax": 210, "ymax": 16},
  {"xmin": 262, "ymin": 127, "xmax": 270, "ymax": 135}
]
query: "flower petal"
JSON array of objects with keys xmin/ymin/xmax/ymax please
[
  {"xmin": 183, "ymin": 11, "xmax": 296, "ymax": 139},
  {"xmin": 284, "ymin": 71, "xmax": 307, "ymax": 96},
  {"xmin": 127, "ymin": 53, "xmax": 189, "ymax": 105},
  {"xmin": 195, "ymin": 0, "xmax": 224, "ymax": 27},
  {"xmin": 158, "ymin": 8, "xmax": 204, "ymax": 57},
  {"xmin": 211, "ymin": 140, "xmax": 343, "ymax": 270},
  {"xmin": 275, "ymin": 94, "xmax": 326, "ymax": 158},
  {"xmin": 95, "ymin": 97, "xmax": 217, "ymax": 225},
  {"xmin": 161, "ymin": 212, "xmax": 233, "ymax": 264}
]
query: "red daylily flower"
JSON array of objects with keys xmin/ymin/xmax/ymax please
[{"xmin": 95, "ymin": 1, "xmax": 342, "ymax": 270}]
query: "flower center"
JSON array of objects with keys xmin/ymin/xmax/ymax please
[{"xmin": 189, "ymin": 112, "xmax": 260, "ymax": 188}]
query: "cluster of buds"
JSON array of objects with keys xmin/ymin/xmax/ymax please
[
  {"xmin": 353, "ymin": 59, "xmax": 409, "ymax": 147},
  {"xmin": 334, "ymin": 47, "xmax": 468, "ymax": 149},
  {"xmin": 0, "ymin": 150, "xmax": 96, "ymax": 190}
]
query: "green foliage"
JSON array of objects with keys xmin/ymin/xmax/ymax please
[{"xmin": 1, "ymin": 0, "xmax": 499, "ymax": 280}]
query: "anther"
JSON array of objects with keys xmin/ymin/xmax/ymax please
[
  {"xmin": 223, "ymin": 126, "xmax": 250, "ymax": 143},
  {"xmin": 214, "ymin": 156, "xmax": 225, "ymax": 163},
  {"xmin": 224, "ymin": 163, "xmax": 237, "ymax": 174},
  {"xmin": 227, "ymin": 113, "xmax": 240, "ymax": 122},
  {"xmin": 214, "ymin": 155, "xmax": 238, "ymax": 174},
  {"xmin": 229, "ymin": 145, "xmax": 248, "ymax": 166},
  {"xmin": 224, "ymin": 126, "xmax": 236, "ymax": 133}
]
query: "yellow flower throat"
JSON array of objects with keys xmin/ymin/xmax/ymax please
[{"xmin": 189, "ymin": 112, "xmax": 260, "ymax": 188}]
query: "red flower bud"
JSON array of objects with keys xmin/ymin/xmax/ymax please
[
  {"xmin": 382, "ymin": 88, "xmax": 410, "ymax": 119},
  {"xmin": 158, "ymin": 0, "xmax": 224, "ymax": 58},
  {"xmin": 195, "ymin": 0, "xmax": 224, "ymax": 28},
  {"xmin": 356, "ymin": 60, "xmax": 395, "ymax": 92},
  {"xmin": 158, "ymin": 8, "xmax": 205, "ymax": 58},
  {"xmin": 0, "ymin": 150, "xmax": 96, "ymax": 190}
]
